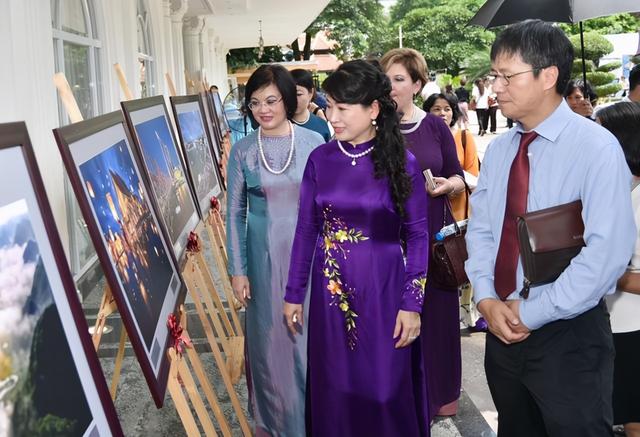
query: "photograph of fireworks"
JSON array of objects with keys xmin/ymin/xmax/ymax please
[
  {"xmin": 173, "ymin": 99, "xmax": 222, "ymax": 215},
  {"xmin": 122, "ymin": 98, "xmax": 199, "ymax": 260},
  {"xmin": 55, "ymin": 113, "xmax": 182, "ymax": 407},
  {"xmin": 79, "ymin": 140, "xmax": 174, "ymax": 352},
  {"xmin": 0, "ymin": 199, "xmax": 94, "ymax": 436}
]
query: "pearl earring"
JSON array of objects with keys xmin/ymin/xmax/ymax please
[{"xmin": 371, "ymin": 119, "xmax": 378, "ymax": 131}]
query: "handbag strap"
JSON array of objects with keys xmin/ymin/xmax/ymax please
[{"xmin": 442, "ymin": 178, "xmax": 472, "ymax": 228}]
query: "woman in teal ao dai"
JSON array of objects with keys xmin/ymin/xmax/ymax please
[{"xmin": 226, "ymin": 64, "xmax": 323, "ymax": 436}]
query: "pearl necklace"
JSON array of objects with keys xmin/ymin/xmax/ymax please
[
  {"xmin": 258, "ymin": 121, "xmax": 295, "ymax": 175},
  {"xmin": 337, "ymin": 140, "xmax": 374, "ymax": 166}
]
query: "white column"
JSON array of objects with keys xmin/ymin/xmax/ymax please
[
  {"xmin": 170, "ymin": 0, "xmax": 189, "ymax": 94},
  {"xmin": 183, "ymin": 15, "xmax": 205, "ymax": 88},
  {"xmin": 162, "ymin": 0, "xmax": 175, "ymax": 94},
  {"xmin": 0, "ymin": 0, "xmax": 68, "ymax": 250},
  {"xmin": 216, "ymin": 39, "xmax": 230, "ymax": 95}
]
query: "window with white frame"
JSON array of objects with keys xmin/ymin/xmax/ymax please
[
  {"xmin": 51, "ymin": 0, "xmax": 102, "ymax": 280},
  {"xmin": 137, "ymin": 0, "xmax": 156, "ymax": 97}
]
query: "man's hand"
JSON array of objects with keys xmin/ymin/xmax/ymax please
[
  {"xmin": 477, "ymin": 298, "xmax": 530, "ymax": 344},
  {"xmin": 504, "ymin": 300, "xmax": 531, "ymax": 336}
]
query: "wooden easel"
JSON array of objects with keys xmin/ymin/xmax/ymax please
[
  {"xmin": 166, "ymin": 73, "xmax": 178, "ymax": 97},
  {"xmin": 53, "ymin": 72, "xmax": 129, "ymax": 401},
  {"xmin": 181, "ymin": 227, "xmax": 244, "ymax": 380},
  {"xmin": 185, "ymin": 69, "xmax": 197, "ymax": 94},
  {"xmin": 167, "ymin": 305, "xmax": 234, "ymax": 437},
  {"xmin": 180, "ymin": 233, "xmax": 251, "ymax": 436}
]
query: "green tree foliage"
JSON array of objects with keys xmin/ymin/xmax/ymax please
[
  {"xmin": 398, "ymin": 3, "xmax": 494, "ymax": 75},
  {"xmin": 569, "ymin": 32, "xmax": 613, "ymax": 65},
  {"xmin": 226, "ymin": 46, "xmax": 284, "ymax": 71},
  {"xmin": 459, "ymin": 48, "xmax": 491, "ymax": 83},
  {"xmin": 390, "ymin": 0, "xmax": 484, "ymax": 22},
  {"xmin": 597, "ymin": 61, "xmax": 622, "ymax": 72},
  {"xmin": 596, "ymin": 83, "xmax": 622, "ymax": 98},
  {"xmin": 306, "ymin": 0, "xmax": 390, "ymax": 60},
  {"xmin": 586, "ymin": 71, "xmax": 616, "ymax": 87},
  {"xmin": 559, "ymin": 14, "xmax": 640, "ymax": 36},
  {"xmin": 572, "ymin": 59, "xmax": 596, "ymax": 75}
]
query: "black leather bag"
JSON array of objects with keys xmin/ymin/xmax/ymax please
[
  {"xmin": 516, "ymin": 200, "xmax": 585, "ymax": 298},
  {"xmin": 429, "ymin": 192, "xmax": 471, "ymax": 289}
]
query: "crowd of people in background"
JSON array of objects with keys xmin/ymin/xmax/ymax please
[{"xmin": 225, "ymin": 18, "xmax": 640, "ymax": 437}]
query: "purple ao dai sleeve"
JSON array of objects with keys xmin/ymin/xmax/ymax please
[
  {"xmin": 400, "ymin": 153, "xmax": 429, "ymax": 313},
  {"xmin": 285, "ymin": 158, "xmax": 320, "ymax": 304}
]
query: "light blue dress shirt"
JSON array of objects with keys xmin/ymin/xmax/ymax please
[{"xmin": 466, "ymin": 100, "xmax": 636, "ymax": 330}]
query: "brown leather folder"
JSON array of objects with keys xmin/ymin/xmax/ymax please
[{"xmin": 516, "ymin": 200, "xmax": 585, "ymax": 298}]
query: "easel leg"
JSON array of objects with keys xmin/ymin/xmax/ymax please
[{"xmin": 109, "ymin": 322, "xmax": 127, "ymax": 400}]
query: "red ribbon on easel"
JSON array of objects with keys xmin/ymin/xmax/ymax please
[
  {"xmin": 186, "ymin": 231, "xmax": 201, "ymax": 253},
  {"xmin": 210, "ymin": 196, "xmax": 220, "ymax": 211},
  {"xmin": 167, "ymin": 313, "xmax": 192, "ymax": 358}
]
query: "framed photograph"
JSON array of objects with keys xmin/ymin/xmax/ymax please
[
  {"xmin": 211, "ymin": 91, "xmax": 230, "ymax": 135},
  {"xmin": 170, "ymin": 94, "xmax": 224, "ymax": 215},
  {"xmin": 199, "ymin": 92, "xmax": 223, "ymax": 165},
  {"xmin": 0, "ymin": 122, "xmax": 123, "ymax": 435},
  {"xmin": 54, "ymin": 112, "xmax": 185, "ymax": 407},
  {"xmin": 121, "ymin": 96, "xmax": 200, "ymax": 260},
  {"xmin": 203, "ymin": 91, "xmax": 225, "ymax": 156}
]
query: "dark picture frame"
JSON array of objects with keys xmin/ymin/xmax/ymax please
[
  {"xmin": 203, "ymin": 91, "xmax": 225, "ymax": 158},
  {"xmin": 0, "ymin": 121, "xmax": 124, "ymax": 435},
  {"xmin": 121, "ymin": 96, "xmax": 201, "ymax": 261},
  {"xmin": 211, "ymin": 90, "xmax": 230, "ymax": 135},
  {"xmin": 53, "ymin": 112, "xmax": 186, "ymax": 408},
  {"xmin": 199, "ymin": 91, "xmax": 223, "ymax": 165},
  {"xmin": 170, "ymin": 94, "xmax": 224, "ymax": 215}
]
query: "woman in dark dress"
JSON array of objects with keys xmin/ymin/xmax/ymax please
[
  {"xmin": 284, "ymin": 60, "xmax": 430, "ymax": 436},
  {"xmin": 381, "ymin": 48, "xmax": 465, "ymax": 421}
]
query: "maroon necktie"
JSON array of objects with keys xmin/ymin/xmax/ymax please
[{"xmin": 494, "ymin": 131, "xmax": 538, "ymax": 300}]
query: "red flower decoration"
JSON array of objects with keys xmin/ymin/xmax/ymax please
[
  {"xmin": 186, "ymin": 231, "xmax": 200, "ymax": 253},
  {"xmin": 210, "ymin": 196, "xmax": 220, "ymax": 211},
  {"xmin": 167, "ymin": 313, "xmax": 192, "ymax": 357}
]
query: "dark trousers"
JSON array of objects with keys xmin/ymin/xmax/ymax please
[
  {"xmin": 488, "ymin": 106, "xmax": 498, "ymax": 132},
  {"xmin": 485, "ymin": 301, "xmax": 614, "ymax": 437},
  {"xmin": 476, "ymin": 108, "xmax": 489, "ymax": 133}
]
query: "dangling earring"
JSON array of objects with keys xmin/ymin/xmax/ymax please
[{"xmin": 371, "ymin": 119, "xmax": 378, "ymax": 131}]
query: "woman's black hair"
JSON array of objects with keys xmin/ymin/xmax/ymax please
[
  {"xmin": 244, "ymin": 64, "xmax": 297, "ymax": 125},
  {"xmin": 598, "ymin": 102, "xmax": 640, "ymax": 176},
  {"xmin": 423, "ymin": 93, "xmax": 461, "ymax": 127},
  {"xmin": 474, "ymin": 79, "xmax": 485, "ymax": 96},
  {"xmin": 563, "ymin": 79, "xmax": 597, "ymax": 103},
  {"xmin": 322, "ymin": 60, "xmax": 412, "ymax": 216},
  {"xmin": 291, "ymin": 68, "xmax": 315, "ymax": 92}
]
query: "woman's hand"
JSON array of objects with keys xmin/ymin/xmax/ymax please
[
  {"xmin": 284, "ymin": 302, "xmax": 304, "ymax": 335},
  {"xmin": 231, "ymin": 275, "xmax": 251, "ymax": 307},
  {"xmin": 427, "ymin": 176, "xmax": 454, "ymax": 197},
  {"xmin": 393, "ymin": 310, "xmax": 421, "ymax": 348}
]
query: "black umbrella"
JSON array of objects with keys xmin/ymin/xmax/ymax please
[{"xmin": 468, "ymin": 0, "xmax": 640, "ymax": 86}]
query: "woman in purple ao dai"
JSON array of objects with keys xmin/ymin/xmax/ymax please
[{"xmin": 284, "ymin": 60, "xmax": 431, "ymax": 436}]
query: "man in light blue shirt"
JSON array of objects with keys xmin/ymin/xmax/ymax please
[{"xmin": 465, "ymin": 20, "xmax": 636, "ymax": 436}]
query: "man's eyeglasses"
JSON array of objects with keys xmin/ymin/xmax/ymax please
[
  {"xmin": 248, "ymin": 97, "xmax": 283, "ymax": 111},
  {"xmin": 487, "ymin": 67, "xmax": 548, "ymax": 86}
]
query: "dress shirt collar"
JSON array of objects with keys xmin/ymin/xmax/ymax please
[{"xmin": 515, "ymin": 99, "xmax": 573, "ymax": 144}]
